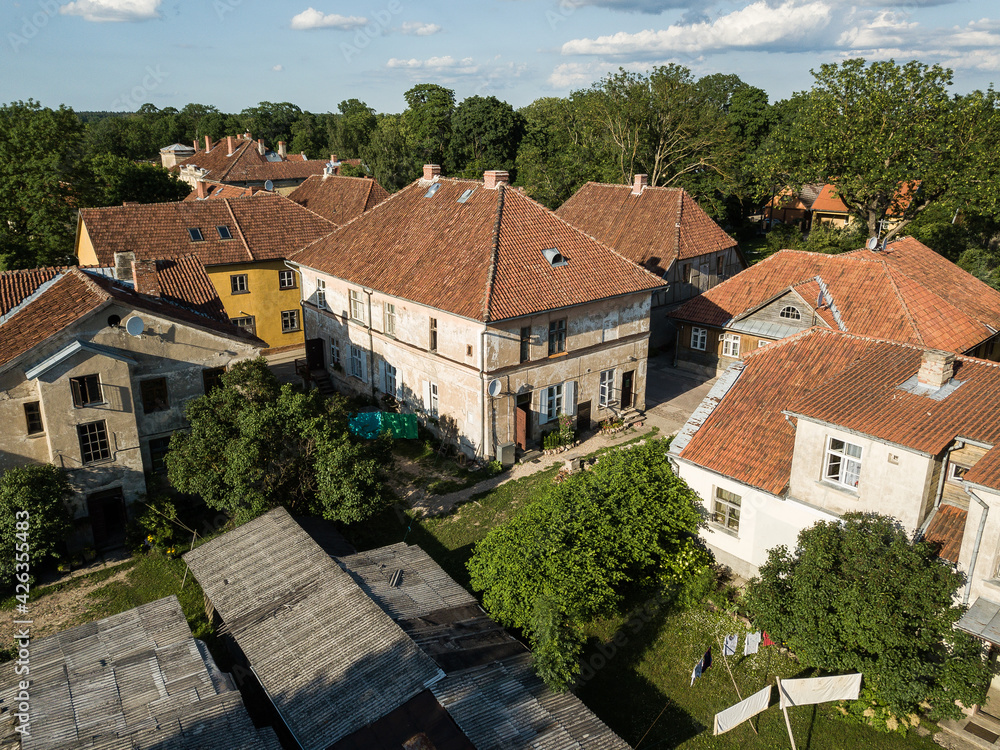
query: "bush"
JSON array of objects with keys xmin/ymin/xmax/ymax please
[{"xmin": 0, "ymin": 465, "xmax": 73, "ymax": 592}]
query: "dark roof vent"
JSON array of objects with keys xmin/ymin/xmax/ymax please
[{"xmin": 542, "ymin": 248, "xmax": 567, "ymax": 267}]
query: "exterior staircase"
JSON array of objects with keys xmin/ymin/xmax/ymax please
[{"xmin": 312, "ymin": 371, "xmax": 336, "ymax": 397}]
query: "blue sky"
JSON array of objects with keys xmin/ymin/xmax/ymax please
[{"xmin": 3, "ymin": 0, "xmax": 999, "ymax": 114}]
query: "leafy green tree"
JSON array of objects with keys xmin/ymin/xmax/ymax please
[
  {"xmin": 166, "ymin": 358, "xmax": 392, "ymax": 524},
  {"xmin": 770, "ymin": 59, "xmax": 1000, "ymax": 241},
  {"xmin": 468, "ymin": 440, "xmax": 709, "ymax": 690},
  {"xmin": 289, "ymin": 111, "xmax": 332, "ymax": 159},
  {"xmin": 239, "ymin": 101, "xmax": 303, "ymax": 148},
  {"xmin": 403, "ymin": 84, "xmax": 455, "ymax": 170},
  {"xmin": 83, "ymin": 114, "xmax": 158, "ymax": 161},
  {"xmin": 0, "ymin": 465, "xmax": 72, "ymax": 592},
  {"xmin": 447, "ymin": 95, "xmax": 525, "ymax": 178},
  {"xmin": 745, "ymin": 513, "xmax": 992, "ymax": 724},
  {"xmin": 333, "ymin": 98, "xmax": 378, "ymax": 158},
  {"xmin": 362, "ymin": 114, "xmax": 418, "ymax": 192},
  {"xmin": 0, "ymin": 100, "xmax": 86, "ymax": 269},
  {"xmin": 85, "ymin": 153, "xmax": 191, "ymax": 206}
]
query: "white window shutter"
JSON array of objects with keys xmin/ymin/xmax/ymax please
[
  {"xmin": 361, "ymin": 352, "xmax": 368, "ymax": 383},
  {"xmin": 379, "ymin": 360, "xmax": 387, "ymax": 392},
  {"xmin": 395, "ymin": 372, "xmax": 403, "ymax": 400},
  {"xmin": 564, "ymin": 380, "xmax": 576, "ymax": 416},
  {"xmin": 539, "ymin": 389, "xmax": 549, "ymax": 425},
  {"xmin": 422, "ymin": 381, "xmax": 431, "ymax": 412}
]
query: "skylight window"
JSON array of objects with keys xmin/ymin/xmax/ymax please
[
  {"xmin": 542, "ymin": 248, "xmax": 567, "ymax": 267},
  {"xmin": 217, "ymin": 225, "xmax": 233, "ymax": 240},
  {"xmin": 458, "ymin": 188, "xmax": 475, "ymax": 203},
  {"xmin": 425, "ymin": 183, "xmax": 441, "ymax": 198},
  {"xmin": 188, "ymin": 228, "xmax": 204, "ymax": 242}
]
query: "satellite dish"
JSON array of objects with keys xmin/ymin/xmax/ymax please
[
  {"xmin": 488, "ymin": 379, "xmax": 502, "ymax": 398},
  {"xmin": 124, "ymin": 316, "xmax": 145, "ymax": 337},
  {"xmin": 866, "ymin": 237, "xmax": 878, "ymax": 250},
  {"xmin": 264, "ymin": 180, "xmax": 274, "ymax": 191}
]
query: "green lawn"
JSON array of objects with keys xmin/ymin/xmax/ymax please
[{"xmin": 343, "ymin": 464, "xmax": 939, "ymax": 750}]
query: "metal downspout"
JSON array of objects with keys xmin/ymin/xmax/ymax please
[{"xmin": 964, "ymin": 486, "xmax": 990, "ymax": 606}]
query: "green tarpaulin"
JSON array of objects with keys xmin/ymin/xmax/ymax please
[{"xmin": 349, "ymin": 411, "xmax": 418, "ymax": 440}]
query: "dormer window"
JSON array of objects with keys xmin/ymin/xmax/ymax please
[
  {"xmin": 188, "ymin": 228, "xmax": 204, "ymax": 242},
  {"xmin": 542, "ymin": 248, "xmax": 567, "ymax": 267},
  {"xmin": 217, "ymin": 225, "xmax": 233, "ymax": 240},
  {"xmin": 779, "ymin": 305, "xmax": 801, "ymax": 320},
  {"xmin": 425, "ymin": 183, "xmax": 441, "ymax": 198}
]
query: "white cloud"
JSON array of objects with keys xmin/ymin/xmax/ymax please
[
  {"xmin": 273, "ymin": 64, "xmax": 284, "ymax": 72},
  {"xmin": 548, "ymin": 61, "xmax": 610, "ymax": 88},
  {"xmin": 401, "ymin": 21, "xmax": 442, "ymax": 36},
  {"xmin": 387, "ymin": 55, "xmax": 479, "ymax": 73},
  {"xmin": 562, "ymin": 0, "xmax": 835, "ymax": 56},
  {"xmin": 60, "ymin": 0, "xmax": 160, "ymax": 22},
  {"xmin": 290, "ymin": 7, "xmax": 368, "ymax": 30}
]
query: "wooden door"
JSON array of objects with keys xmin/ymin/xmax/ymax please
[
  {"xmin": 305, "ymin": 338, "xmax": 325, "ymax": 370},
  {"xmin": 87, "ymin": 488, "xmax": 127, "ymax": 550},
  {"xmin": 621, "ymin": 371, "xmax": 634, "ymax": 410},
  {"xmin": 515, "ymin": 405, "xmax": 529, "ymax": 450}
]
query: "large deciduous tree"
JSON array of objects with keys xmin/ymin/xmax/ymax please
[
  {"xmin": 403, "ymin": 83, "xmax": 455, "ymax": 171},
  {"xmin": 0, "ymin": 465, "xmax": 72, "ymax": 592},
  {"xmin": 447, "ymin": 95, "xmax": 525, "ymax": 178},
  {"xmin": 333, "ymin": 98, "xmax": 378, "ymax": 159},
  {"xmin": 0, "ymin": 100, "xmax": 86, "ymax": 269},
  {"xmin": 468, "ymin": 440, "xmax": 710, "ymax": 690},
  {"xmin": 239, "ymin": 101, "xmax": 303, "ymax": 148},
  {"xmin": 85, "ymin": 153, "xmax": 191, "ymax": 206},
  {"xmin": 362, "ymin": 114, "xmax": 418, "ymax": 192},
  {"xmin": 166, "ymin": 358, "xmax": 393, "ymax": 525},
  {"xmin": 774, "ymin": 59, "xmax": 1000, "ymax": 241},
  {"xmin": 745, "ymin": 513, "xmax": 991, "ymax": 724}
]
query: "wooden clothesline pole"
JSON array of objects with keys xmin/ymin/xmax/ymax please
[
  {"xmin": 718, "ymin": 635, "xmax": 759, "ymax": 736},
  {"xmin": 776, "ymin": 676, "xmax": 798, "ymax": 750}
]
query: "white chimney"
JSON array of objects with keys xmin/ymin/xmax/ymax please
[
  {"xmin": 258, "ymin": 138, "xmax": 266, "ymax": 156},
  {"xmin": 278, "ymin": 141, "xmax": 287, "ymax": 158}
]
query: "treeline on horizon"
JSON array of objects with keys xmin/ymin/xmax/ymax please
[{"xmin": 3, "ymin": 58, "xmax": 1000, "ymax": 289}]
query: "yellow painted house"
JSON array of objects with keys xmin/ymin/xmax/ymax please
[{"xmin": 75, "ymin": 194, "xmax": 337, "ymax": 349}]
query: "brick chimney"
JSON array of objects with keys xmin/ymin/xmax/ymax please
[
  {"xmin": 193, "ymin": 139, "xmax": 200, "ymax": 152},
  {"xmin": 204, "ymin": 135, "xmax": 212, "ymax": 152},
  {"xmin": 227, "ymin": 135, "xmax": 235, "ymax": 156},
  {"xmin": 632, "ymin": 174, "xmax": 648, "ymax": 195},
  {"xmin": 131, "ymin": 259, "xmax": 161, "ymax": 298},
  {"xmin": 483, "ymin": 170, "xmax": 509, "ymax": 190},
  {"xmin": 196, "ymin": 180, "xmax": 207, "ymax": 199},
  {"xmin": 423, "ymin": 164, "xmax": 441, "ymax": 181},
  {"xmin": 917, "ymin": 350, "xmax": 956, "ymax": 390},
  {"xmin": 278, "ymin": 141, "xmax": 287, "ymax": 158},
  {"xmin": 258, "ymin": 138, "xmax": 266, "ymax": 156},
  {"xmin": 330, "ymin": 153, "xmax": 339, "ymax": 164},
  {"xmin": 113, "ymin": 251, "xmax": 135, "ymax": 282}
]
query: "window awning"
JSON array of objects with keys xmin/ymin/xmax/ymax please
[{"xmin": 956, "ymin": 597, "xmax": 1000, "ymax": 646}]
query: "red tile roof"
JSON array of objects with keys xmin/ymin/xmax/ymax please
[
  {"xmin": 173, "ymin": 136, "xmax": 329, "ymax": 184},
  {"xmin": 810, "ymin": 184, "xmax": 849, "ymax": 214},
  {"xmin": 183, "ymin": 182, "xmax": 262, "ymax": 201},
  {"xmin": 923, "ymin": 504, "xmax": 967, "ymax": 563},
  {"xmin": 152, "ymin": 255, "xmax": 229, "ymax": 321},
  {"xmin": 0, "ymin": 268, "xmax": 262, "ymax": 370},
  {"xmin": 287, "ymin": 174, "xmax": 390, "ymax": 225},
  {"xmin": 79, "ymin": 195, "xmax": 336, "ymax": 267},
  {"xmin": 678, "ymin": 328, "xmax": 1000, "ymax": 495},
  {"xmin": 292, "ymin": 178, "xmax": 665, "ymax": 322},
  {"xmin": 554, "ymin": 182, "xmax": 737, "ymax": 270},
  {"xmin": 670, "ymin": 238, "xmax": 1000, "ymax": 354},
  {"xmin": 1, "ymin": 267, "xmax": 67, "ymax": 315}
]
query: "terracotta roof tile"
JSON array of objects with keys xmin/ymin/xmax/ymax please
[
  {"xmin": 810, "ymin": 184, "xmax": 849, "ymax": 214},
  {"xmin": 153, "ymin": 255, "xmax": 229, "ymax": 321},
  {"xmin": 292, "ymin": 178, "xmax": 664, "ymax": 322},
  {"xmin": 183, "ymin": 182, "xmax": 261, "ymax": 201},
  {"xmin": 670, "ymin": 239, "xmax": 1000, "ymax": 354},
  {"xmin": 80, "ymin": 195, "xmax": 335, "ymax": 267},
  {"xmin": 679, "ymin": 329, "xmax": 1000, "ymax": 495},
  {"xmin": 0, "ymin": 269, "xmax": 262, "ymax": 370},
  {"xmin": 555, "ymin": 182, "xmax": 736, "ymax": 270},
  {"xmin": 173, "ymin": 136, "xmax": 330, "ymax": 184},
  {"xmin": 287, "ymin": 174, "xmax": 390, "ymax": 225},
  {"xmin": 0, "ymin": 267, "xmax": 66, "ymax": 315},
  {"xmin": 923, "ymin": 504, "xmax": 967, "ymax": 563}
]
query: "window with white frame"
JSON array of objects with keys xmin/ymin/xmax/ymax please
[
  {"xmin": 758, "ymin": 340, "xmax": 770, "ymax": 348},
  {"xmin": 712, "ymin": 487, "xmax": 742, "ymax": 532},
  {"xmin": 384, "ymin": 362, "xmax": 397, "ymax": 394},
  {"xmin": 279, "ymin": 270, "xmax": 296, "ymax": 290},
  {"xmin": 429, "ymin": 382, "xmax": 439, "ymax": 417},
  {"xmin": 779, "ymin": 305, "xmax": 801, "ymax": 320},
  {"xmin": 385, "ymin": 302, "xmax": 396, "ymax": 337},
  {"xmin": 690, "ymin": 327, "xmax": 707, "ymax": 351},
  {"xmin": 825, "ymin": 437, "xmax": 862, "ymax": 489},
  {"xmin": 281, "ymin": 310, "xmax": 300, "ymax": 332},
  {"xmin": 350, "ymin": 289, "xmax": 364, "ymax": 323},
  {"xmin": 599, "ymin": 369, "xmax": 615, "ymax": 407},
  {"xmin": 330, "ymin": 339, "xmax": 340, "ymax": 366},
  {"xmin": 722, "ymin": 333, "xmax": 741, "ymax": 358},
  {"xmin": 316, "ymin": 279, "xmax": 327, "ymax": 309},
  {"xmin": 350, "ymin": 345, "xmax": 363, "ymax": 379},
  {"xmin": 949, "ymin": 463, "xmax": 970, "ymax": 483},
  {"xmin": 544, "ymin": 384, "xmax": 563, "ymax": 421}
]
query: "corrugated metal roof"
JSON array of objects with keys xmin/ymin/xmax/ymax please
[{"xmin": 956, "ymin": 597, "xmax": 1000, "ymax": 645}]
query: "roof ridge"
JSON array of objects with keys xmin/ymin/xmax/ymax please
[
  {"xmin": 579, "ymin": 180, "xmax": 683, "ymax": 193},
  {"xmin": 881, "ymin": 260, "xmax": 925, "ymax": 345},
  {"xmin": 277, "ymin": 192, "xmax": 338, "ymax": 227},
  {"xmin": 224, "ymin": 198, "xmax": 255, "ymax": 262},
  {"xmin": 483, "ymin": 184, "xmax": 505, "ymax": 322},
  {"xmin": 69, "ymin": 266, "xmax": 112, "ymax": 302},
  {"xmin": 674, "ymin": 189, "xmax": 683, "ymax": 259},
  {"xmin": 214, "ymin": 139, "xmax": 255, "ymax": 182}
]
